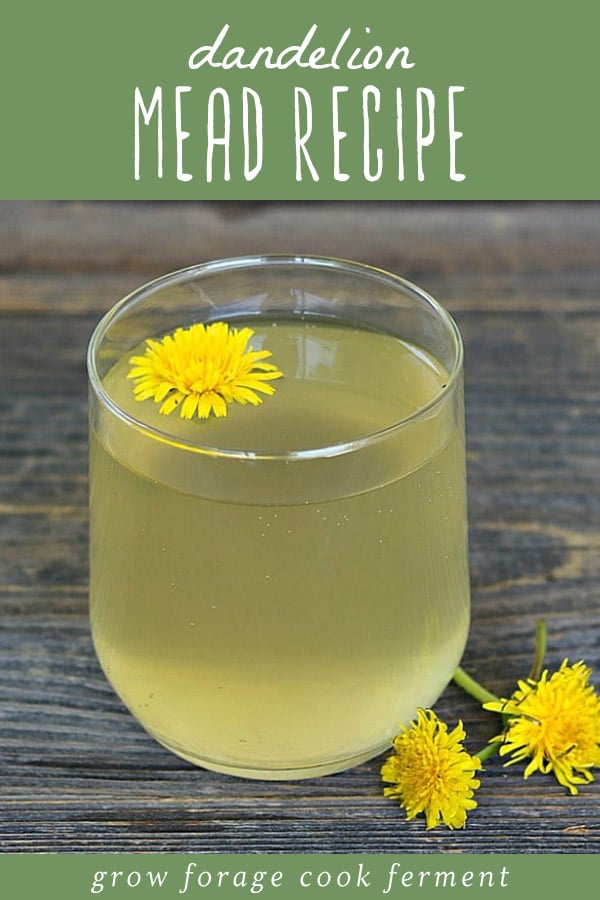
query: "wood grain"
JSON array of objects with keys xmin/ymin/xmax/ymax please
[{"xmin": 1, "ymin": 201, "xmax": 599, "ymax": 853}]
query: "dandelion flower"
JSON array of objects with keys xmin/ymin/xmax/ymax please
[
  {"xmin": 127, "ymin": 321, "xmax": 283, "ymax": 419},
  {"xmin": 484, "ymin": 660, "xmax": 600, "ymax": 794},
  {"xmin": 381, "ymin": 708, "xmax": 482, "ymax": 830}
]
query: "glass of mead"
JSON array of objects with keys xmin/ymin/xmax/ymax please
[{"xmin": 87, "ymin": 255, "xmax": 470, "ymax": 780}]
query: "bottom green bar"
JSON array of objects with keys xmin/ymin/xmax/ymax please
[{"xmin": 0, "ymin": 854, "xmax": 594, "ymax": 899}]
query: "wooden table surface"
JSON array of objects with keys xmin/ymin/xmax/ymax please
[{"xmin": 1, "ymin": 201, "xmax": 599, "ymax": 854}]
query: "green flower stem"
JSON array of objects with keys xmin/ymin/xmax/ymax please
[
  {"xmin": 528, "ymin": 618, "xmax": 547, "ymax": 681},
  {"xmin": 452, "ymin": 619, "xmax": 548, "ymax": 765},
  {"xmin": 475, "ymin": 739, "xmax": 503, "ymax": 763},
  {"xmin": 451, "ymin": 669, "xmax": 504, "ymax": 762},
  {"xmin": 452, "ymin": 666, "xmax": 501, "ymax": 706}
]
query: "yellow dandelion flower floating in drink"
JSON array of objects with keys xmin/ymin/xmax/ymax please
[
  {"xmin": 484, "ymin": 660, "xmax": 600, "ymax": 795},
  {"xmin": 381, "ymin": 708, "xmax": 482, "ymax": 830},
  {"xmin": 127, "ymin": 321, "xmax": 283, "ymax": 420}
]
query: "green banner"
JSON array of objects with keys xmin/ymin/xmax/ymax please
[
  {"xmin": 2, "ymin": 0, "xmax": 599, "ymax": 198},
  {"xmin": 1, "ymin": 853, "xmax": 597, "ymax": 898}
]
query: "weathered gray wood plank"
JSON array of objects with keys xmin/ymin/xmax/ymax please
[{"xmin": 0, "ymin": 201, "xmax": 599, "ymax": 276}]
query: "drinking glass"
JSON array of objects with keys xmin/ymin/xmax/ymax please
[{"xmin": 87, "ymin": 255, "xmax": 470, "ymax": 779}]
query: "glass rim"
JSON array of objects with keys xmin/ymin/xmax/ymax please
[{"xmin": 87, "ymin": 254, "xmax": 464, "ymax": 462}]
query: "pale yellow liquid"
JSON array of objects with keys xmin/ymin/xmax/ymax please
[{"xmin": 90, "ymin": 320, "xmax": 470, "ymax": 778}]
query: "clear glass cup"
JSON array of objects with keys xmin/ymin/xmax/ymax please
[{"xmin": 87, "ymin": 255, "xmax": 470, "ymax": 780}]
